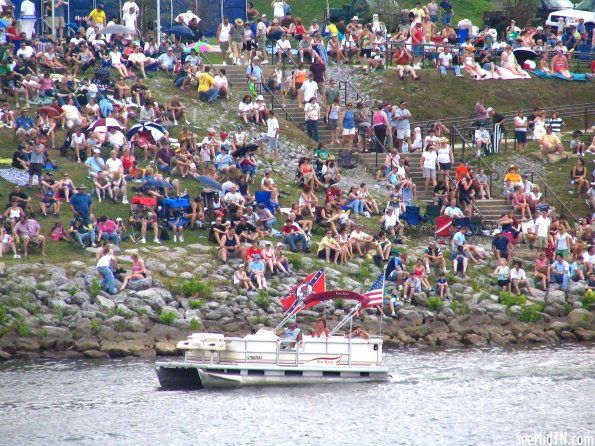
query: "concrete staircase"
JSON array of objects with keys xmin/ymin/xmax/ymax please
[{"xmin": 222, "ymin": 63, "xmax": 512, "ymax": 225}]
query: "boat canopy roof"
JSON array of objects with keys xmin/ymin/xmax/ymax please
[{"xmin": 304, "ymin": 290, "xmax": 370, "ymax": 309}]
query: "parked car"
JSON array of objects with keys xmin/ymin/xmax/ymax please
[{"xmin": 545, "ymin": 0, "xmax": 595, "ymax": 31}]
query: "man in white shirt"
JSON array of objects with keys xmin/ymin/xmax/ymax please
[
  {"xmin": 16, "ymin": 41, "xmax": 35, "ymax": 61},
  {"xmin": 106, "ymin": 128, "xmax": 126, "ymax": 151},
  {"xmin": 19, "ymin": 0, "xmax": 36, "ymax": 39},
  {"xmin": 350, "ymin": 224, "xmax": 374, "ymax": 257},
  {"xmin": 534, "ymin": 210, "xmax": 551, "ymax": 252},
  {"xmin": 304, "ymin": 97, "xmax": 321, "ymax": 142},
  {"xmin": 300, "ymin": 72, "xmax": 318, "ymax": 103},
  {"xmin": 510, "ymin": 261, "xmax": 533, "ymax": 296},
  {"xmin": 122, "ymin": 7, "xmax": 138, "ymax": 33},
  {"xmin": 261, "ymin": 111, "xmax": 280, "ymax": 161},
  {"xmin": 438, "ymin": 46, "xmax": 462, "ymax": 77},
  {"xmin": 122, "ymin": 0, "xmax": 140, "ymax": 16},
  {"xmin": 275, "ymin": 34, "xmax": 292, "ymax": 62},
  {"xmin": 474, "ymin": 124, "xmax": 490, "ymax": 155},
  {"xmin": 380, "ymin": 207, "xmax": 404, "ymax": 243},
  {"xmin": 223, "ymin": 185, "xmax": 245, "ymax": 211}
]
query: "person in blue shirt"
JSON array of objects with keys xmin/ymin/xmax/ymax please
[
  {"xmin": 491, "ymin": 231, "xmax": 512, "ymax": 263},
  {"xmin": 570, "ymin": 256, "xmax": 585, "ymax": 282},
  {"xmin": 248, "ymin": 253, "xmax": 267, "ymax": 289},
  {"xmin": 277, "ymin": 320, "xmax": 302, "ymax": 348},
  {"xmin": 452, "ymin": 226, "xmax": 483, "ymax": 263},
  {"xmin": 84, "ymin": 149, "xmax": 106, "ymax": 178},
  {"xmin": 550, "ymin": 254, "xmax": 570, "ymax": 291},
  {"xmin": 385, "ymin": 255, "xmax": 409, "ymax": 289},
  {"xmin": 435, "ymin": 271, "xmax": 449, "ymax": 299},
  {"xmin": 15, "ymin": 107, "xmax": 38, "ymax": 143},
  {"xmin": 439, "ymin": 0, "xmax": 453, "ymax": 25},
  {"xmin": 451, "ymin": 245, "xmax": 468, "ymax": 277},
  {"xmin": 69, "ymin": 185, "xmax": 93, "ymax": 226},
  {"xmin": 214, "ymin": 146, "xmax": 236, "ymax": 179}
]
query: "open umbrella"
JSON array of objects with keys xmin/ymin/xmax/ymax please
[
  {"xmin": 126, "ymin": 122, "xmax": 167, "ymax": 143},
  {"xmin": 98, "ymin": 24, "xmax": 137, "ymax": 35},
  {"xmin": 184, "ymin": 41, "xmax": 213, "ymax": 53},
  {"xmin": 164, "ymin": 25, "xmax": 195, "ymax": 39},
  {"xmin": 232, "ymin": 143, "xmax": 259, "ymax": 158},
  {"xmin": 88, "ymin": 118, "xmax": 124, "ymax": 133},
  {"xmin": 175, "ymin": 12, "xmax": 201, "ymax": 25},
  {"xmin": 195, "ymin": 175, "xmax": 223, "ymax": 191},
  {"xmin": 513, "ymin": 47, "xmax": 537, "ymax": 67},
  {"xmin": 0, "ymin": 19, "xmax": 9, "ymax": 29},
  {"xmin": 36, "ymin": 106, "xmax": 61, "ymax": 117}
]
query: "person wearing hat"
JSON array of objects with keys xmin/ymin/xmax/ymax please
[
  {"xmin": 234, "ymin": 262, "xmax": 256, "ymax": 291},
  {"xmin": 245, "ymin": 55, "xmax": 263, "ymax": 84},
  {"xmin": 230, "ymin": 18, "xmax": 245, "ymax": 65},
  {"xmin": 15, "ymin": 106, "xmax": 37, "ymax": 143},
  {"xmin": 255, "ymin": 16, "xmax": 269, "ymax": 62},
  {"xmin": 157, "ymin": 47, "xmax": 178, "ymax": 76}
]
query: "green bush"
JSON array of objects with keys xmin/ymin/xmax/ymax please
[
  {"xmin": 89, "ymin": 278, "xmax": 102, "ymax": 300},
  {"xmin": 0, "ymin": 305, "xmax": 8, "ymax": 325},
  {"xmin": 188, "ymin": 299, "xmax": 206, "ymax": 310},
  {"xmin": 159, "ymin": 311, "xmax": 177, "ymax": 326},
  {"xmin": 13, "ymin": 314, "xmax": 29, "ymax": 337},
  {"xmin": 449, "ymin": 300, "xmax": 469, "ymax": 315},
  {"xmin": 519, "ymin": 304, "xmax": 544, "ymax": 323},
  {"xmin": 286, "ymin": 253, "xmax": 303, "ymax": 271},
  {"xmin": 249, "ymin": 316, "xmax": 264, "ymax": 325},
  {"xmin": 68, "ymin": 286, "xmax": 80, "ymax": 296},
  {"xmin": 90, "ymin": 317, "xmax": 102, "ymax": 335},
  {"xmin": 255, "ymin": 292, "xmax": 270, "ymax": 311},
  {"xmin": 563, "ymin": 303, "xmax": 573, "ymax": 315},
  {"xmin": 182, "ymin": 279, "xmax": 213, "ymax": 298},
  {"xmin": 500, "ymin": 291, "xmax": 527, "ymax": 308},
  {"xmin": 580, "ymin": 290, "xmax": 595, "ymax": 308},
  {"xmin": 188, "ymin": 318, "xmax": 201, "ymax": 330},
  {"xmin": 114, "ymin": 319, "xmax": 129, "ymax": 332},
  {"xmin": 427, "ymin": 297, "xmax": 444, "ymax": 311}
]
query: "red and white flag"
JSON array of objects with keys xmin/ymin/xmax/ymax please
[
  {"xmin": 364, "ymin": 273, "xmax": 385, "ymax": 307},
  {"xmin": 280, "ymin": 270, "xmax": 326, "ymax": 315}
]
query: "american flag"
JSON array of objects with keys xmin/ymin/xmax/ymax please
[{"xmin": 364, "ymin": 273, "xmax": 385, "ymax": 307}]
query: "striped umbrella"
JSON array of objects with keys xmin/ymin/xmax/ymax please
[
  {"xmin": 126, "ymin": 122, "xmax": 167, "ymax": 143},
  {"xmin": 87, "ymin": 118, "xmax": 124, "ymax": 133}
]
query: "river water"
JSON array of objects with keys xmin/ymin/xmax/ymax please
[{"xmin": 0, "ymin": 345, "xmax": 593, "ymax": 446}]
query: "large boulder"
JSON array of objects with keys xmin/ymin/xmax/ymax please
[
  {"xmin": 547, "ymin": 290, "xmax": 566, "ymax": 305},
  {"xmin": 127, "ymin": 276, "xmax": 154, "ymax": 291},
  {"xmin": 567, "ymin": 308, "xmax": 593, "ymax": 326}
]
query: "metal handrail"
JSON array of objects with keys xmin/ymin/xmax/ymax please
[
  {"xmin": 253, "ymin": 82, "xmax": 303, "ymax": 130},
  {"xmin": 415, "ymin": 102, "xmax": 594, "ymax": 134},
  {"xmin": 526, "ymin": 170, "xmax": 579, "ymax": 222},
  {"xmin": 200, "ymin": 51, "xmax": 218, "ymax": 73},
  {"xmin": 442, "ymin": 171, "xmax": 488, "ymax": 229}
]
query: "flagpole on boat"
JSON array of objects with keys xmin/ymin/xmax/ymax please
[{"xmin": 379, "ymin": 263, "xmax": 387, "ymax": 337}]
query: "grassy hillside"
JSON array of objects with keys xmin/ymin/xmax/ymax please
[
  {"xmin": 360, "ymin": 68, "xmax": 595, "ymax": 123},
  {"xmin": 252, "ymin": 0, "xmax": 491, "ymax": 29}
]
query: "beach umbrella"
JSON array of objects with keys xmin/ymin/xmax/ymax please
[
  {"xmin": 126, "ymin": 122, "xmax": 167, "ymax": 143},
  {"xmin": 513, "ymin": 47, "xmax": 537, "ymax": 67},
  {"xmin": 175, "ymin": 12, "xmax": 201, "ymax": 25},
  {"xmin": 184, "ymin": 41, "xmax": 213, "ymax": 53},
  {"xmin": 232, "ymin": 143, "xmax": 259, "ymax": 158},
  {"xmin": 98, "ymin": 25, "xmax": 137, "ymax": 35},
  {"xmin": 195, "ymin": 175, "xmax": 223, "ymax": 191},
  {"xmin": 36, "ymin": 106, "xmax": 61, "ymax": 117},
  {"xmin": 0, "ymin": 19, "xmax": 9, "ymax": 29},
  {"xmin": 88, "ymin": 118, "xmax": 124, "ymax": 133},
  {"xmin": 164, "ymin": 25, "xmax": 195, "ymax": 39}
]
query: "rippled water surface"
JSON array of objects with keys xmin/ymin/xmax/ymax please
[{"xmin": 0, "ymin": 345, "xmax": 593, "ymax": 446}]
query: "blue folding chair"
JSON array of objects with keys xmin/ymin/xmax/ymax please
[
  {"xmin": 255, "ymin": 191, "xmax": 278, "ymax": 214},
  {"xmin": 401, "ymin": 187, "xmax": 412, "ymax": 207},
  {"xmin": 402, "ymin": 206, "xmax": 426, "ymax": 232}
]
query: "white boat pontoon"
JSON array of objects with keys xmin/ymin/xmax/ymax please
[{"xmin": 155, "ymin": 291, "xmax": 390, "ymax": 389}]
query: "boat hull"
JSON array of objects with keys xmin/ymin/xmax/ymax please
[{"xmin": 155, "ymin": 361, "xmax": 390, "ymax": 389}]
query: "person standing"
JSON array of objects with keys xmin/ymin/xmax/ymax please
[
  {"xmin": 230, "ymin": 18, "xmax": 245, "ymax": 66},
  {"xmin": 304, "ymin": 97, "xmax": 320, "ymax": 142},
  {"xmin": 27, "ymin": 140, "xmax": 45, "ymax": 188},
  {"xmin": 264, "ymin": 111, "xmax": 280, "ymax": 161},
  {"xmin": 87, "ymin": 4, "xmax": 106, "ymax": 27},
  {"xmin": 19, "ymin": 0, "xmax": 36, "ymax": 39},
  {"xmin": 52, "ymin": 0, "xmax": 68, "ymax": 39},
  {"xmin": 514, "ymin": 109, "xmax": 528, "ymax": 151},
  {"xmin": 217, "ymin": 17, "xmax": 232, "ymax": 66},
  {"xmin": 310, "ymin": 58, "xmax": 327, "ymax": 107},
  {"xmin": 393, "ymin": 101, "xmax": 412, "ymax": 151},
  {"xmin": 96, "ymin": 251, "xmax": 119, "ymax": 295}
]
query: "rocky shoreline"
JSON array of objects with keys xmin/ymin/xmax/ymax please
[{"xmin": 0, "ymin": 241, "xmax": 593, "ymax": 362}]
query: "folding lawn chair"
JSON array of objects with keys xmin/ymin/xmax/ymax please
[
  {"xmin": 422, "ymin": 204, "xmax": 441, "ymax": 232},
  {"xmin": 401, "ymin": 187, "xmax": 412, "ymax": 207},
  {"xmin": 338, "ymin": 149, "xmax": 358, "ymax": 169},
  {"xmin": 255, "ymin": 191, "xmax": 278, "ymax": 213},
  {"xmin": 402, "ymin": 205, "xmax": 426, "ymax": 232},
  {"xmin": 435, "ymin": 215, "xmax": 454, "ymax": 244}
]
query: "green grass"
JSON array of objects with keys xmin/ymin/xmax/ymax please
[
  {"xmin": 0, "ymin": 305, "xmax": 8, "ymax": 325},
  {"xmin": 188, "ymin": 318, "xmax": 202, "ymax": 330},
  {"xmin": 158, "ymin": 311, "xmax": 177, "ymax": 326},
  {"xmin": 426, "ymin": 296, "xmax": 444, "ymax": 311},
  {"xmin": 182, "ymin": 280, "xmax": 214, "ymax": 299},
  {"xmin": 90, "ymin": 317, "xmax": 102, "ymax": 335},
  {"xmin": 518, "ymin": 303, "xmax": 544, "ymax": 323},
  {"xmin": 188, "ymin": 299, "xmax": 207, "ymax": 310},
  {"xmin": 363, "ymin": 70, "xmax": 595, "ymax": 123},
  {"xmin": 581, "ymin": 290, "xmax": 595, "ymax": 308},
  {"xmin": 499, "ymin": 291, "xmax": 527, "ymax": 308},
  {"xmin": 255, "ymin": 291, "xmax": 271, "ymax": 311}
]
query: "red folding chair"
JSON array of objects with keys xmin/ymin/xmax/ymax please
[{"xmin": 435, "ymin": 215, "xmax": 453, "ymax": 244}]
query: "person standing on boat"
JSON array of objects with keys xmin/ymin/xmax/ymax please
[{"xmin": 312, "ymin": 318, "xmax": 330, "ymax": 338}]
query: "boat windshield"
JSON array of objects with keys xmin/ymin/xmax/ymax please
[{"xmin": 574, "ymin": 0, "xmax": 594, "ymax": 11}]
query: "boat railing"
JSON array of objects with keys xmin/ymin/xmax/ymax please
[{"xmin": 186, "ymin": 335, "xmax": 383, "ymax": 367}]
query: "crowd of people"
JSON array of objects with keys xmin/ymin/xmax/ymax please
[{"xmin": 0, "ymin": 1, "xmax": 593, "ymax": 307}]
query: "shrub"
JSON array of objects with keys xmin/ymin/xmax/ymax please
[
  {"xmin": 188, "ymin": 299, "xmax": 206, "ymax": 310},
  {"xmin": 286, "ymin": 253, "xmax": 304, "ymax": 271},
  {"xmin": 563, "ymin": 303, "xmax": 573, "ymax": 315},
  {"xmin": 182, "ymin": 279, "xmax": 213, "ymax": 299},
  {"xmin": 188, "ymin": 318, "xmax": 201, "ymax": 330},
  {"xmin": 450, "ymin": 300, "xmax": 469, "ymax": 315},
  {"xmin": 500, "ymin": 291, "xmax": 527, "ymax": 308},
  {"xmin": 519, "ymin": 304, "xmax": 544, "ymax": 323},
  {"xmin": 159, "ymin": 311, "xmax": 177, "ymax": 326},
  {"xmin": 89, "ymin": 278, "xmax": 102, "ymax": 300},
  {"xmin": 427, "ymin": 297, "xmax": 444, "ymax": 311},
  {"xmin": 13, "ymin": 314, "xmax": 29, "ymax": 337},
  {"xmin": 580, "ymin": 290, "xmax": 595, "ymax": 308},
  {"xmin": 249, "ymin": 316, "xmax": 264, "ymax": 325},
  {"xmin": 54, "ymin": 306, "xmax": 66, "ymax": 323},
  {"xmin": 90, "ymin": 317, "xmax": 102, "ymax": 335},
  {"xmin": 255, "ymin": 292, "xmax": 270, "ymax": 311},
  {"xmin": 68, "ymin": 286, "xmax": 80, "ymax": 296},
  {"xmin": 0, "ymin": 305, "xmax": 8, "ymax": 325},
  {"xmin": 114, "ymin": 319, "xmax": 129, "ymax": 332}
]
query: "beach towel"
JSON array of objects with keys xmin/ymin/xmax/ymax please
[
  {"xmin": 533, "ymin": 69, "xmax": 588, "ymax": 81},
  {"xmin": 0, "ymin": 168, "xmax": 39, "ymax": 186}
]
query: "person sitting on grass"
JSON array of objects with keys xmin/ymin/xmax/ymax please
[
  {"xmin": 281, "ymin": 215, "xmax": 311, "ymax": 253},
  {"xmin": 119, "ymin": 253, "xmax": 147, "ymax": 292},
  {"xmin": 13, "ymin": 215, "xmax": 46, "ymax": 257},
  {"xmin": 318, "ymin": 229, "xmax": 342, "ymax": 263},
  {"xmin": 492, "ymin": 230, "xmax": 512, "ymax": 263},
  {"xmin": 0, "ymin": 226, "xmax": 20, "ymax": 259},
  {"xmin": 39, "ymin": 190, "xmax": 60, "ymax": 218},
  {"xmin": 435, "ymin": 271, "xmax": 449, "ymax": 299},
  {"xmin": 452, "ymin": 226, "xmax": 483, "ymax": 263},
  {"xmin": 48, "ymin": 222, "xmax": 70, "ymax": 242},
  {"xmin": 350, "ymin": 224, "xmax": 374, "ymax": 258},
  {"xmin": 424, "ymin": 241, "xmax": 446, "ymax": 273},
  {"xmin": 219, "ymin": 226, "xmax": 245, "ymax": 262}
]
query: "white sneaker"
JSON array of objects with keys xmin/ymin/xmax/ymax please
[
  {"xmin": 426, "ymin": 266, "xmax": 430, "ymax": 274},
  {"xmin": 398, "ymin": 285, "xmax": 403, "ymax": 291},
  {"xmin": 13, "ymin": 254, "xmax": 21, "ymax": 259},
  {"xmin": 222, "ymin": 61, "xmax": 227, "ymax": 66},
  {"xmin": 173, "ymin": 234, "xmax": 178, "ymax": 243},
  {"xmin": 173, "ymin": 120, "xmax": 178, "ymax": 126},
  {"xmin": 122, "ymin": 196, "xmax": 128, "ymax": 204},
  {"xmin": 141, "ymin": 237, "xmax": 146, "ymax": 244},
  {"xmin": 185, "ymin": 120, "xmax": 190, "ymax": 125},
  {"xmin": 179, "ymin": 234, "xmax": 184, "ymax": 242},
  {"xmin": 154, "ymin": 238, "xmax": 161, "ymax": 244}
]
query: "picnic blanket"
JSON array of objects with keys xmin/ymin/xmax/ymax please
[
  {"xmin": 533, "ymin": 69, "xmax": 588, "ymax": 81},
  {"xmin": 0, "ymin": 168, "xmax": 39, "ymax": 186}
]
